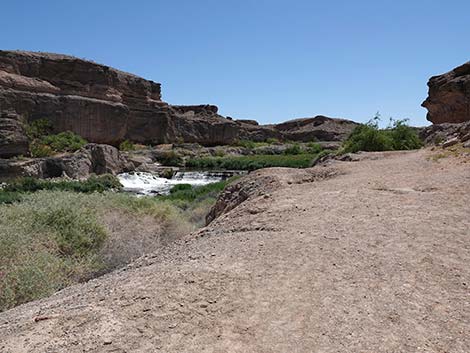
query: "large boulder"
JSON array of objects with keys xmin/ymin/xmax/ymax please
[
  {"xmin": 0, "ymin": 143, "xmax": 133, "ymax": 180},
  {"xmin": 422, "ymin": 62, "xmax": 470, "ymax": 124},
  {"xmin": 0, "ymin": 111, "xmax": 29, "ymax": 158}
]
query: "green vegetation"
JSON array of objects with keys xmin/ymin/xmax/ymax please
[
  {"xmin": 0, "ymin": 191, "xmax": 22, "ymax": 205},
  {"xmin": 155, "ymin": 150, "xmax": 184, "ymax": 167},
  {"xmin": 341, "ymin": 116, "xmax": 422, "ymax": 154},
  {"xmin": 161, "ymin": 179, "xmax": 233, "ymax": 206},
  {"xmin": 186, "ymin": 154, "xmax": 317, "ymax": 171},
  {"xmin": 119, "ymin": 140, "xmax": 136, "ymax": 151},
  {"xmin": 234, "ymin": 138, "xmax": 280, "ymax": 149},
  {"xmin": 0, "ymin": 177, "xmax": 234, "ymax": 311},
  {"xmin": 2, "ymin": 175, "xmax": 122, "ymax": 195},
  {"xmin": 306, "ymin": 142, "xmax": 323, "ymax": 154},
  {"xmin": 26, "ymin": 119, "xmax": 88, "ymax": 157},
  {"xmin": 284, "ymin": 143, "xmax": 302, "ymax": 155}
]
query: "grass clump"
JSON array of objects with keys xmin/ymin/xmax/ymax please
[
  {"xmin": 342, "ymin": 115, "xmax": 422, "ymax": 154},
  {"xmin": 186, "ymin": 154, "xmax": 316, "ymax": 171}
]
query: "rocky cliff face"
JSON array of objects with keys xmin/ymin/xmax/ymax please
[
  {"xmin": 422, "ymin": 62, "xmax": 470, "ymax": 124},
  {"xmin": 0, "ymin": 50, "xmax": 358, "ymax": 158}
]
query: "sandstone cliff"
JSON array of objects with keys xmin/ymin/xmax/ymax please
[
  {"xmin": 0, "ymin": 50, "xmax": 358, "ymax": 158},
  {"xmin": 422, "ymin": 61, "xmax": 470, "ymax": 124}
]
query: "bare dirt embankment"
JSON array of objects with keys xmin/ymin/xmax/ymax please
[{"xmin": 0, "ymin": 149, "xmax": 469, "ymax": 352}]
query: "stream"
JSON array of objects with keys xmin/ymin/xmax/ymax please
[{"xmin": 118, "ymin": 170, "xmax": 245, "ymax": 195}]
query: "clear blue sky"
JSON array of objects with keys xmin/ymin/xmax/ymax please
[{"xmin": 2, "ymin": 0, "xmax": 469, "ymax": 126}]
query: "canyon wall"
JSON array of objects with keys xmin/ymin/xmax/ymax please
[
  {"xmin": 422, "ymin": 61, "xmax": 470, "ymax": 124},
  {"xmin": 0, "ymin": 50, "xmax": 358, "ymax": 158}
]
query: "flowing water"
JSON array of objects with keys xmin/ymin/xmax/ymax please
[{"xmin": 118, "ymin": 170, "xmax": 245, "ymax": 195}]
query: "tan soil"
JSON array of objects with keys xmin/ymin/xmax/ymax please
[{"xmin": 0, "ymin": 149, "xmax": 469, "ymax": 352}]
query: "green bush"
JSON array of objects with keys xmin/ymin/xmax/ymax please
[
  {"xmin": 389, "ymin": 120, "xmax": 423, "ymax": 150},
  {"xmin": 29, "ymin": 141, "xmax": 54, "ymax": 158},
  {"xmin": 0, "ymin": 191, "xmax": 22, "ymax": 205},
  {"xmin": 119, "ymin": 140, "xmax": 135, "ymax": 151},
  {"xmin": 306, "ymin": 142, "xmax": 323, "ymax": 154},
  {"xmin": 3, "ymin": 174, "xmax": 122, "ymax": 194},
  {"xmin": 26, "ymin": 119, "xmax": 53, "ymax": 140},
  {"xmin": 342, "ymin": 117, "xmax": 422, "ymax": 154},
  {"xmin": 156, "ymin": 151, "xmax": 183, "ymax": 166},
  {"xmin": 26, "ymin": 119, "xmax": 87, "ymax": 157},
  {"xmin": 186, "ymin": 154, "xmax": 316, "ymax": 171},
  {"xmin": 41, "ymin": 131, "xmax": 87, "ymax": 153},
  {"xmin": 284, "ymin": 143, "xmax": 302, "ymax": 155},
  {"xmin": 266, "ymin": 138, "xmax": 280, "ymax": 144}
]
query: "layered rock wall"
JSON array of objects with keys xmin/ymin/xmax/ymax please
[
  {"xmin": 0, "ymin": 50, "xmax": 359, "ymax": 158},
  {"xmin": 422, "ymin": 62, "xmax": 470, "ymax": 124}
]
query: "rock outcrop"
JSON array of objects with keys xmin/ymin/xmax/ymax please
[
  {"xmin": 0, "ymin": 111, "xmax": 29, "ymax": 158},
  {"xmin": 0, "ymin": 50, "xmax": 276, "ymax": 150},
  {"xmin": 419, "ymin": 121, "xmax": 470, "ymax": 146},
  {"xmin": 0, "ymin": 50, "xmax": 359, "ymax": 159},
  {"xmin": 0, "ymin": 143, "xmax": 133, "ymax": 179},
  {"xmin": 422, "ymin": 62, "xmax": 470, "ymax": 124},
  {"xmin": 274, "ymin": 116, "xmax": 359, "ymax": 142}
]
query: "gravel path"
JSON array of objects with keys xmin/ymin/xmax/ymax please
[{"xmin": 1, "ymin": 149, "xmax": 469, "ymax": 352}]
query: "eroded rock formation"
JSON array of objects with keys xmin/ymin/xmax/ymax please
[
  {"xmin": 0, "ymin": 143, "xmax": 133, "ymax": 179},
  {"xmin": 0, "ymin": 50, "xmax": 359, "ymax": 158},
  {"xmin": 0, "ymin": 111, "xmax": 29, "ymax": 158},
  {"xmin": 422, "ymin": 62, "xmax": 470, "ymax": 124}
]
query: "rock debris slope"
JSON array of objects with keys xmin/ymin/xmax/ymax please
[{"xmin": 0, "ymin": 149, "xmax": 468, "ymax": 352}]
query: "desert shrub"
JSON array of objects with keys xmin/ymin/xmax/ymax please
[
  {"xmin": 0, "ymin": 176, "xmax": 234, "ymax": 311},
  {"xmin": 342, "ymin": 116, "xmax": 422, "ymax": 154},
  {"xmin": 342, "ymin": 123, "xmax": 394, "ymax": 153},
  {"xmin": 284, "ymin": 143, "xmax": 302, "ymax": 155},
  {"xmin": 3, "ymin": 174, "xmax": 122, "ymax": 194},
  {"xmin": 0, "ymin": 192, "xmax": 109, "ymax": 310},
  {"xmin": 26, "ymin": 119, "xmax": 87, "ymax": 157},
  {"xmin": 29, "ymin": 141, "xmax": 55, "ymax": 157},
  {"xmin": 27, "ymin": 119, "xmax": 87, "ymax": 157},
  {"xmin": 0, "ymin": 191, "xmax": 22, "ymax": 205},
  {"xmin": 266, "ymin": 138, "xmax": 280, "ymax": 144},
  {"xmin": 34, "ymin": 206, "xmax": 106, "ymax": 257},
  {"xmin": 214, "ymin": 147, "xmax": 226, "ymax": 157},
  {"xmin": 235, "ymin": 139, "xmax": 280, "ymax": 149},
  {"xmin": 26, "ymin": 119, "xmax": 53, "ymax": 139},
  {"xmin": 156, "ymin": 151, "xmax": 183, "ymax": 166},
  {"xmin": 186, "ymin": 154, "xmax": 316, "ymax": 171},
  {"xmin": 306, "ymin": 142, "xmax": 323, "ymax": 154},
  {"xmin": 163, "ymin": 180, "xmax": 230, "ymax": 204},
  {"xmin": 41, "ymin": 131, "xmax": 87, "ymax": 152},
  {"xmin": 119, "ymin": 140, "xmax": 135, "ymax": 151},
  {"xmin": 388, "ymin": 120, "xmax": 423, "ymax": 150},
  {"xmin": 236, "ymin": 140, "xmax": 257, "ymax": 149},
  {"xmin": 0, "ymin": 191, "xmax": 177, "ymax": 311}
]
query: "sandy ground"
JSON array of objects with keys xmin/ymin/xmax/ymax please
[{"xmin": 0, "ymin": 149, "xmax": 469, "ymax": 352}]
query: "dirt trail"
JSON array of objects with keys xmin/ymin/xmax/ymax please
[{"xmin": 1, "ymin": 149, "xmax": 469, "ymax": 352}]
